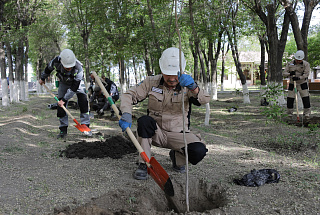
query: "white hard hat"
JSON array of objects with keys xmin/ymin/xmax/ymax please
[
  {"xmin": 159, "ymin": 47, "xmax": 186, "ymax": 75},
  {"xmin": 294, "ymin": 50, "xmax": 304, "ymax": 60},
  {"xmin": 60, "ymin": 49, "xmax": 76, "ymax": 68}
]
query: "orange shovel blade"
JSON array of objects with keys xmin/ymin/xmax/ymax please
[
  {"xmin": 73, "ymin": 119, "xmax": 91, "ymax": 132},
  {"xmin": 148, "ymin": 157, "xmax": 174, "ymax": 196},
  {"xmin": 74, "ymin": 124, "xmax": 91, "ymax": 132}
]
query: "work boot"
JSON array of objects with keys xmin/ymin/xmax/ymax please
[
  {"xmin": 57, "ymin": 127, "xmax": 68, "ymax": 139},
  {"xmin": 133, "ymin": 163, "xmax": 148, "ymax": 180},
  {"xmin": 169, "ymin": 150, "xmax": 186, "ymax": 173}
]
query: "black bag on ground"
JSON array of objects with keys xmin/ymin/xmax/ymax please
[{"xmin": 233, "ymin": 169, "xmax": 280, "ymax": 187}]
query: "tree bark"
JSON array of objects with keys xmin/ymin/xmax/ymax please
[
  {"xmin": 189, "ymin": 38, "xmax": 199, "ymax": 81},
  {"xmin": 280, "ymin": 0, "xmax": 320, "ymax": 60},
  {"xmin": 146, "ymin": 0, "xmax": 161, "ymax": 74},
  {"xmin": 250, "ymin": 2, "xmax": 290, "ymax": 84},
  {"xmin": 189, "ymin": 0, "xmax": 206, "ymax": 84},
  {"xmin": 5, "ymin": 41, "xmax": 14, "ymax": 101},
  {"xmin": 208, "ymin": 30, "xmax": 222, "ymax": 100},
  {"xmin": 259, "ymin": 34, "xmax": 267, "ymax": 86},
  {"xmin": 0, "ymin": 41, "xmax": 9, "ymax": 106}
]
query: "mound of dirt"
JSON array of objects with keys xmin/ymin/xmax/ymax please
[{"xmin": 59, "ymin": 135, "xmax": 137, "ymax": 159}]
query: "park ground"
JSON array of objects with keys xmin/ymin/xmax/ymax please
[{"xmin": 0, "ymin": 90, "xmax": 320, "ymax": 215}]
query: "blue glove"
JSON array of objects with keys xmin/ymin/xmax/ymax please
[
  {"xmin": 178, "ymin": 72, "xmax": 197, "ymax": 90},
  {"xmin": 119, "ymin": 112, "xmax": 132, "ymax": 132}
]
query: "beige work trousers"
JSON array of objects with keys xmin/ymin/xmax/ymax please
[{"xmin": 137, "ymin": 124, "xmax": 204, "ymax": 166}]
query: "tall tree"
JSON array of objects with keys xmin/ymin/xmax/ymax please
[
  {"xmin": 61, "ymin": 0, "xmax": 103, "ymax": 83},
  {"xmin": 0, "ymin": 0, "xmax": 10, "ymax": 106},
  {"xmin": 225, "ymin": 0, "xmax": 251, "ymax": 103},
  {"xmin": 188, "ymin": 0, "xmax": 206, "ymax": 85},
  {"xmin": 243, "ymin": 0, "xmax": 290, "ymax": 93},
  {"xmin": 279, "ymin": 0, "xmax": 320, "ymax": 60}
]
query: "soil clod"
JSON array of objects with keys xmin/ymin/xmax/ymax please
[{"xmin": 59, "ymin": 135, "xmax": 137, "ymax": 159}]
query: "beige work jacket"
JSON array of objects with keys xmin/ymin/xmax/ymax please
[
  {"xmin": 283, "ymin": 60, "xmax": 310, "ymax": 84},
  {"xmin": 120, "ymin": 75, "xmax": 210, "ymax": 133}
]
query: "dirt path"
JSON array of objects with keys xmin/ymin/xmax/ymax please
[{"xmin": 0, "ymin": 93, "xmax": 319, "ymax": 215}]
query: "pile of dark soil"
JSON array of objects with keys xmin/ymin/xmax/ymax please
[{"xmin": 59, "ymin": 135, "xmax": 137, "ymax": 159}]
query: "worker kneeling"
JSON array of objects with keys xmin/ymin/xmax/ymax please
[{"xmin": 118, "ymin": 47, "xmax": 211, "ymax": 180}]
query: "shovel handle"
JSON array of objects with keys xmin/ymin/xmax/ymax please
[
  {"xmin": 91, "ymin": 72, "xmax": 147, "ymax": 159},
  {"xmin": 42, "ymin": 84, "xmax": 77, "ymax": 122},
  {"xmin": 293, "ymin": 80, "xmax": 300, "ymax": 121}
]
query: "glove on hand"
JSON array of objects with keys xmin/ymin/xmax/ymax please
[
  {"xmin": 119, "ymin": 112, "xmax": 132, "ymax": 132},
  {"xmin": 289, "ymin": 71, "xmax": 296, "ymax": 76},
  {"xmin": 178, "ymin": 72, "xmax": 197, "ymax": 90},
  {"xmin": 292, "ymin": 77, "xmax": 300, "ymax": 81},
  {"xmin": 99, "ymin": 109, "xmax": 104, "ymax": 114}
]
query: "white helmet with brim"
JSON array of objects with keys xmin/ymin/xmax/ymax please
[
  {"xmin": 159, "ymin": 47, "xmax": 186, "ymax": 75},
  {"xmin": 60, "ymin": 49, "xmax": 76, "ymax": 68},
  {"xmin": 294, "ymin": 50, "xmax": 304, "ymax": 60}
]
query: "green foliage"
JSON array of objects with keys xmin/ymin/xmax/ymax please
[
  {"xmin": 260, "ymin": 83, "xmax": 287, "ymax": 123},
  {"xmin": 284, "ymin": 34, "xmax": 297, "ymax": 63},
  {"xmin": 307, "ymin": 27, "xmax": 320, "ymax": 68},
  {"xmin": 308, "ymin": 124, "xmax": 319, "ymax": 133},
  {"xmin": 22, "ymin": 106, "xmax": 28, "ymax": 113}
]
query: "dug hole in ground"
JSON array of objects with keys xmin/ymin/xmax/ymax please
[{"xmin": 0, "ymin": 91, "xmax": 319, "ymax": 215}]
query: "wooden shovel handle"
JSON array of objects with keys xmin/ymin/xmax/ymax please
[
  {"xmin": 293, "ymin": 80, "xmax": 299, "ymax": 121},
  {"xmin": 42, "ymin": 84, "xmax": 76, "ymax": 122},
  {"xmin": 91, "ymin": 72, "xmax": 146, "ymax": 158}
]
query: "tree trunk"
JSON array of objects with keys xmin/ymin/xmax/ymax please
[
  {"xmin": 0, "ymin": 41, "xmax": 9, "ymax": 106},
  {"xmin": 24, "ymin": 40, "xmax": 29, "ymax": 101},
  {"xmin": 189, "ymin": 0, "xmax": 206, "ymax": 85},
  {"xmin": 259, "ymin": 35, "xmax": 267, "ymax": 86},
  {"xmin": 280, "ymin": 0, "xmax": 320, "ymax": 60},
  {"xmin": 146, "ymin": 0, "xmax": 161, "ymax": 74},
  {"xmin": 208, "ymin": 31, "xmax": 222, "ymax": 100},
  {"xmin": 226, "ymin": 29, "xmax": 250, "ymax": 104},
  {"xmin": 143, "ymin": 46, "xmax": 152, "ymax": 76},
  {"xmin": 5, "ymin": 41, "xmax": 14, "ymax": 102},
  {"xmin": 82, "ymin": 30, "xmax": 91, "ymax": 83},
  {"xmin": 189, "ymin": 38, "xmax": 199, "ymax": 81},
  {"xmin": 119, "ymin": 58, "xmax": 126, "ymax": 94},
  {"xmin": 220, "ymin": 38, "xmax": 229, "ymax": 92},
  {"xmin": 14, "ymin": 40, "xmax": 25, "ymax": 103},
  {"xmin": 133, "ymin": 56, "xmax": 138, "ymax": 85}
]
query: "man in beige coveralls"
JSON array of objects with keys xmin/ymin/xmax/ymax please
[
  {"xmin": 283, "ymin": 50, "xmax": 311, "ymax": 119},
  {"xmin": 118, "ymin": 47, "xmax": 211, "ymax": 180}
]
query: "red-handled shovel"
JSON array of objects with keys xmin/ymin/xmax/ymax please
[
  {"xmin": 91, "ymin": 72, "xmax": 174, "ymax": 196},
  {"xmin": 42, "ymin": 84, "xmax": 92, "ymax": 135}
]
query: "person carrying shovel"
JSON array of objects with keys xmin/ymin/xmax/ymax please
[
  {"xmin": 38, "ymin": 49, "xmax": 91, "ymax": 138},
  {"xmin": 283, "ymin": 50, "xmax": 311, "ymax": 120},
  {"xmin": 119, "ymin": 47, "xmax": 210, "ymax": 180}
]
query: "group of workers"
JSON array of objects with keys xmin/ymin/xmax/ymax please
[{"xmin": 38, "ymin": 47, "xmax": 310, "ymax": 180}]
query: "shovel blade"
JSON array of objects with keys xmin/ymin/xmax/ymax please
[
  {"xmin": 74, "ymin": 124, "xmax": 91, "ymax": 132},
  {"xmin": 148, "ymin": 157, "xmax": 174, "ymax": 196}
]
